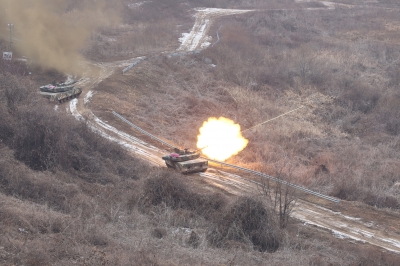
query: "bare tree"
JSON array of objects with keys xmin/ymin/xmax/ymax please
[
  {"xmin": 258, "ymin": 160, "xmax": 296, "ymax": 229},
  {"xmin": 274, "ymin": 168, "xmax": 296, "ymax": 229}
]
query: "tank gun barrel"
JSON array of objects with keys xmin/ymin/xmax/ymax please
[
  {"xmin": 196, "ymin": 145, "xmax": 208, "ymax": 152},
  {"xmin": 72, "ymin": 78, "xmax": 84, "ymax": 84}
]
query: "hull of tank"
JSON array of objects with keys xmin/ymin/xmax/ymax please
[
  {"xmin": 40, "ymin": 87, "xmax": 82, "ymax": 103},
  {"xmin": 164, "ymin": 157, "xmax": 208, "ymax": 174}
]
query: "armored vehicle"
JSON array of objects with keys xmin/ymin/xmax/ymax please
[
  {"xmin": 40, "ymin": 80, "xmax": 78, "ymax": 93},
  {"xmin": 39, "ymin": 80, "xmax": 82, "ymax": 103},
  {"xmin": 40, "ymin": 87, "xmax": 82, "ymax": 103},
  {"xmin": 40, "ymin": 84, "xmax": 74, "ymax": 93},
  {"xmin": 162, "ymin": 148, "xmax": 208, "ymax": 174}
]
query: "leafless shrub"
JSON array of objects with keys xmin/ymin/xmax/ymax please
[
  {"xmin": 187, "ymin": 231, "xmax": 200, "ymax": 248},
  {"xmin": 77, "ymin": 249, "xmax": 116, "ymax": 266},
  {"xmin": 139, "ymin": 172, "xmax": 227, "ymax": 218},
  {"xmin": 50, "ymin": 217, "xmax": 64, "ymax": 233},
  {"xmin": 275, "ymin": 181, "xmax": 296, "ymax": 228},
  {"xmin": 151, "ymin": 227, "xmax": 167, "ymax": 239},
  {"xmin": 24, "ymin": 250, "xmax": 51, "ymax": 266},
  {"xmin": 384, "ymin": 111, "xmax": 400, "ymax": 136},
  {"xmin": 339, "ymin": 82, "xmax": 380, "ymax": 113},
  {"xmin": 376, "ymin": 92, "xmax": 400, "ymax": 135},
  {"xmin": 0, "ymin": 146, "xmax": 84, "ymax": 213},
  {"xmin": 208, "ymin": 197, "xmax": 280, "ymax": 252},
  {"xmin": 86, "ymin": 227, "xmax": 110, "ymax": 247},
  {"xmin": 331, "ymin": 176, "xmax": 362, "ymax": 202},
  {"xmin": 0, "ymin": 58, "xmax": 30, "ymax": 77},
  {"xmin": 363, "ymin": 192, "xmax": 400, "ymax": 209},
  {"xmin": 331, "ymin": 172, "xmax": 399, "ymax": 209},
  {"xmin": 350, "ymin": 245, "xmax": 400, "ymax": 266},
  {"xmin": 257, "ymin": 160, "xmax": 297, "ymax": 229},
  {"xmin": 129, "ymin": 250, "xmax": 160, "ymax": 266},
  {"xmin": 0, "ymin": 73, "xmax": 35, "ymax": 113}
]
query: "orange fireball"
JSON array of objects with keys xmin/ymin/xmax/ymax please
[{"xmin": 197, "ymin": 117, "xmax": 248, "ymax": 161}]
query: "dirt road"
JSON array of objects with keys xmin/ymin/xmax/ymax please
[
  {"xmin": 67, "ymin": 6, "xmax": 400, "ymax": 255},
  {"xmin": 177, "ymin": 8, "xmax": 253, "ymax": 51}
]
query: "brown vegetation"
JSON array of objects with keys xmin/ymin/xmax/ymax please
[
  {"xmin": 1, "ymin": 0, "xmax": 400, "ymax": 265},
  {"xmin": 139, "ymin": 173, "xmax": 227, "ymax": 218},
  {"xmin": 208, "ymin": 197, "xmax": 280, "ymax": 252}
]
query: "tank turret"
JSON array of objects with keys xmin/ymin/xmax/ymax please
[{"xmin": 40, "ymin": 80, "xmax": 79, "ymax": 93}]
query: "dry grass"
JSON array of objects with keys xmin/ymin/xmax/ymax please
[
  {"xmin": 208, "ymin": 197, "xmax": 280, "ymax": 252},
  {"xmin": 2, "ymin": 1, "xmax": 400, "ymax": 265}
]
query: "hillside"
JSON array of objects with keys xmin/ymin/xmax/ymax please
[{"xmin": 1, "ymin": 0, "xmax": 400, "ymax": 265}]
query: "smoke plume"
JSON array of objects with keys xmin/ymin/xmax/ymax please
[{"xmin": 0, "ymin": 0, "xmax": 122, "ymax": 74}]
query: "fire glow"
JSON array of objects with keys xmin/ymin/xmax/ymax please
[{"xmin": 197, "ymin": 117, "xmax": 248, "ymax": 161}]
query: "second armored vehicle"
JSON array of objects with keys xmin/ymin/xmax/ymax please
[
  {"xmin": 39, "ymin": 80, "xmax": 82, "ymax": 103},
  {"xmin": 40, "ymin": 87, "xmax": 82, "ymax": 103}
]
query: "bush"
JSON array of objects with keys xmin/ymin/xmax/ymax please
[
  {"xmin": 208, "ymin": 197, "xmax": 280, "ymax": 252},
  {"xmin": 340, "ymin": 82, "xmax": 380, "ymax": 113},
  {"xmin": 140, "ymin": 173, "xmax": 227, "ymax": 219},
  {"xmin": 24, "ymin": 250, "xmax": 51, "ymax": 266},
  {"xmin": 331, "ymin": 176, "xmax": 400, "ymax": 209},
  {"xmin": 0, "ymin": 145, "xmax": 82, "ymax": 212},
  {"xmin": 152, "ymin": 227, "xmax": 167, "ymax": 239},
  {"xmin": 187, "ymin": 231, "xmax": 200, "ymax": 248},
  {"xmin": 377, "ymin": 93, "xmax": 400, "ymax": 135},
  {"xmin": 87, "ymin": 227, "xmax": 110, "ymax": 247},
  {"xmin": 363, "ymin": 192, "xmax": 400, "ymax": 209}
]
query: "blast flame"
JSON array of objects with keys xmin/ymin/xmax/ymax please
[{"xmin": 197, "ymin": 117, "xmax": 248, "ymax": 161}]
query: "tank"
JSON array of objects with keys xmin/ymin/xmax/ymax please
[
  {"xmin": 162, "ymin": 148, "xmax": 208, "ymax": 174},
  {"xmin": 40, "ymin": 87, "xmax": 82, "ymax": 103},
  {"xmin": 40, "ymin": 80, "xmax": 78, "ymax": 93},
  {"xmin": 39, "ymin": 80, "xmax": 82, "ymax": 103}
]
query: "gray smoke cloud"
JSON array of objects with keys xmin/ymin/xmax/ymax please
[{"xmin": 0, "ymin": 0, "xmax": 122, "ymax": 74}]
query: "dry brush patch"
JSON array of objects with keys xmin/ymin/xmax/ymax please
[
  {"xmin": 139, "ymin": 171, "xmax": 227, "ymax": 220},
  {"xmin": 138, "ymin": 173, "xmax": 282, "ymax": 252},
  {"xmin": 208, "ymin": 197, "xmax": 280, "ymax": 252}
]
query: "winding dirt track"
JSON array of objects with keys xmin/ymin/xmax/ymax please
[{"xmin": 69, "ymin": 5, "xmax": 400, "ymax": 255}]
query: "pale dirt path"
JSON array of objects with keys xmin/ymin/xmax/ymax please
[
  {"xmin": 293, "ymin": 201, "xmax": 400, "ymax": 254},
  {"xmin": 295, "ymin": 0, "xmax": 353, "ymax": 9},
  {"xmin": 68, "ymin": 7, "xmax": 400, "ymax": 255},
  {"xmin": 296, "ymin": 0, "xmax": 400, "ymax": 10},
  {"xmin": 177, "ymin": 8, "xmax": 253, "ymax": 52}
]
